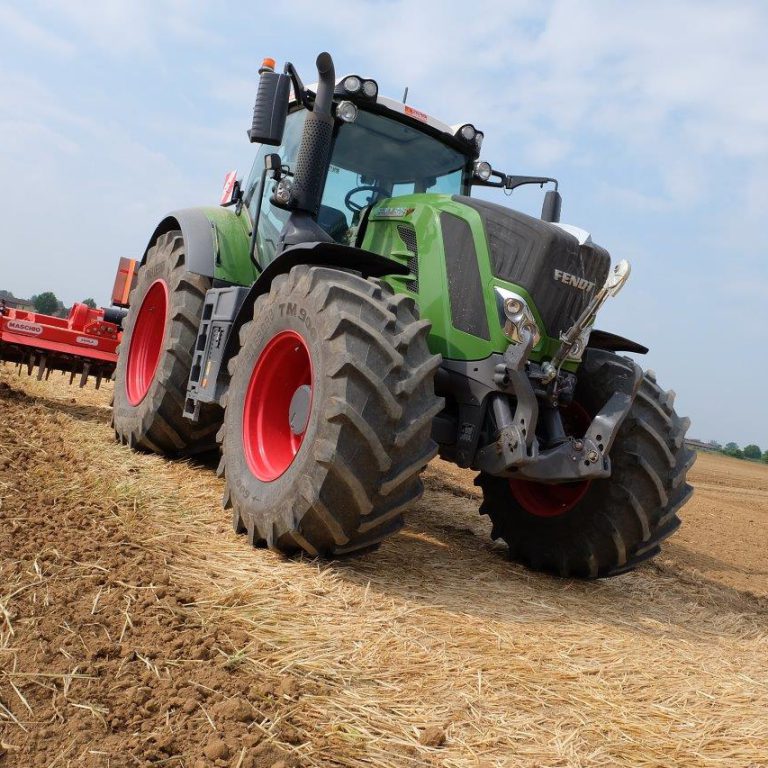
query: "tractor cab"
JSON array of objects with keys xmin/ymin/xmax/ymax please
[
  {"xmin": 239, "ymin": 61, "xmax": 565, "ymax": 277},
  {"xmin": 242, "ymin": 80, "xmax": 477, "ymax": 267}
]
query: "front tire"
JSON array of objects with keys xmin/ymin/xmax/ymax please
[
  {"xmin": 218, "ymin": 265, "xmax": 443, "ymax": 556},
  {"xmin": 476, "ymin": 351, "xmax": 695, "ymax": 578},
  {"xmin": 112, "ymin": 231, "xmax": 221, "ymax": 455}
]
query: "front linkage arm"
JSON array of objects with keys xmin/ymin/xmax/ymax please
[{"xmin": 474, "ymin": 338, "xmax": 643, "ymax": 482}]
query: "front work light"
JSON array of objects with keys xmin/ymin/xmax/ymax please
[
  {"xmin": 342, "ymin": 75, "xmax": 362, "ymax": 94},
  {"xmin": 362, "ymin": 79, "xmax": 378, "ymax": 98}
]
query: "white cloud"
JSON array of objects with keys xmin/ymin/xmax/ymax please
[
  {"xmin": 0, "ymin": 3, "xmax": 74, "ymax": 56},
  {"xmin": 26, "ymin": 0, "xmax": 211, "ymax": 56},
  {"xmin": 263, "ymin": 0, "xmax": 768, "ymax": 219}
]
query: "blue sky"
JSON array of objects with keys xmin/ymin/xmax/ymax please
[{"xmin": 1, "ymin": 0, "xmax": 766, "ymax": 447}]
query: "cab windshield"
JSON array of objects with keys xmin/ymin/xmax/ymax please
[
  {"xmin": 318, "ymin": 109, "xmax": 468, "ymax": 241},
  {"xmin": 245, "ymin": 107, "xmax": 469, "ymax": 264}
]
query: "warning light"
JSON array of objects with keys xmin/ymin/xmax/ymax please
[{"xmin": 261, "ymin": 57, "xmax": 276, "ymax": 71}]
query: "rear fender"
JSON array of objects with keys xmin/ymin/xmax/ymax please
[{"xmin": 142, "ymin": 207, "xmax": 256, "ymax": 286}]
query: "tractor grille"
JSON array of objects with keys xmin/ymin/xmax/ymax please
[
  {"xmin": 453, "ymin": 196, "xmax": 610, "ymax": 337},
  {"xmin": 397, "ymin": 224, "xmax": 419, "ymax": 291}
]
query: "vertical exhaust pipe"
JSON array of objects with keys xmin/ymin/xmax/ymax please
[
  {"xmin": 291, "ymin": 52, "xmax": 336, "ymax": 217},
  {"xmin": 313, "ymin": 52, "xmax": 335, "ymax": 116}
]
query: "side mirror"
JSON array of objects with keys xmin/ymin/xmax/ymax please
[
  {"xmin": 264, "ymin": 153, "xmax": 283, "ymax": 178},
  {"xmin": 248, "ymin": 60, "xmax": 291, "ymax": 146},
  {"xmin": 541, "ymin": 189, "xmax": 562, "ymax": 223}
]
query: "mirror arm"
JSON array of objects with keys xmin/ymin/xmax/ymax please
[
  {"xmin": 504, "ymin": 175, "xmax": 558, "ymax": 192},
  {"xmin": 471, "ymin": 169, "xmax": 506, "ymax": 188}
]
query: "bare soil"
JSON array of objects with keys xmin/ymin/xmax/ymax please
[{"xmin": 1, "ymin": 366, "xmax": 767, "ymax": 767}]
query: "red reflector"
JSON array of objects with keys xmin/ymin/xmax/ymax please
[{"xmin": 220, "ymin": 170, "xmax": 238, "ymax": 206}]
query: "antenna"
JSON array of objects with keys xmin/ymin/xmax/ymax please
[{"xmin": 402, "ymin": 86, "xmax": 409, "ymax": 104}]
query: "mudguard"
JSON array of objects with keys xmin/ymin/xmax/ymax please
[
  {"xmin": 223, "ymin": 241, "xmax": 409, "ymax": 363},
  {"xmin": 142, "ymin": 207, "xmax": 256, "ymax": 286},
  {"xmin": 587, "ymin": 329, "xmax": 648, "ymax": 355}
]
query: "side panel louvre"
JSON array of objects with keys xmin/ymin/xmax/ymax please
[
  {"xmin": 397, "ymin": 223, "xmax": 419, "ymax": 292},
  {"xmin": 440, "ymin": 212, "xmax": 490, "ymax": 341}
]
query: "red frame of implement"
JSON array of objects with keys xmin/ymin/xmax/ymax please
[
  {"xmin": 0, "ymin": 304, "xmax": 120, "ymax": 364},
  {"xmin": 0, "ymin": 259, "xmax": 137, "ymax": 385}
]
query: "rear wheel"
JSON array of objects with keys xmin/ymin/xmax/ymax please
[
  {"xmin": 112, "ymin": 231, "xmax": 221, "ymax": 455},
  {"xmin": 218, "ymin": 265, "xmax": 443, "ymax": 556},
  {"xmin": 476, "ymin": 351, "xmax": 695, "ymax": 578}
]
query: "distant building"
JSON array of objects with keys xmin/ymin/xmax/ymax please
[
  {"xmin": 0, "ymin": 296, "xmax": 35, "ymax": 312},
  {"xmin": 685, "ymin": 438, "xmax": 722, "ymax": 452}
]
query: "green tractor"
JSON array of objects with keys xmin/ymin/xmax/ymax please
[{"xmin": 112, "ymin": 52, "xmax": 694, "ymax": 578}]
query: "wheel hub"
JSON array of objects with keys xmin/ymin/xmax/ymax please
[{"xmin": 289, "ymin": 384, "xmax": 312, "ymax": 436}]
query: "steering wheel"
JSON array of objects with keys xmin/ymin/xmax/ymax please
[{"xmin": 344, "ymin": 185, "xmax": 388, "ymax": 213}]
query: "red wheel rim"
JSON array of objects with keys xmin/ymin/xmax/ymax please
[
  {"xmin": 509, "ymin": 401, "xmax": 592, "ymax": 518},
  {"xmin": 126, "ymin": 279, "xmax": 168, "ymax": 406},
  {"xmin": 242, "ymin": 330, "xmax": 313, "ymax": 482}
]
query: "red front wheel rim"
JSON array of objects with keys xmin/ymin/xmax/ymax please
[
  {"xmin": 508, "ymin": 478, "xmax": 592, "ymax": 517},
  {"xmin": 508, "ymin": 401, "xmax": 593, "ymax": 518},
  {"xmin": 242, "ymin": 330, "xmax": 313, "ymax": 482},
  {"xmin": 126, "ymin": 279, "xmax": 168, "ymax": 406}
]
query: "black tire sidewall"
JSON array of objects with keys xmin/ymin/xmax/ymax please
[
  {"xmin": 479, "ymin": 350, "xmax": 690, "ymax": 576},
  {"xmin": 222, "ymin": 290, "xmax": 334, "ymax": 512}
]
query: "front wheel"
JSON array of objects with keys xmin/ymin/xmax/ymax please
[
  {"xmin": 218, "ymin": 265, "xmax": 443, "ymax": 556},
  {"xmin": 476, "ymin": 351, "xmax": 695, "ymax": 578}
]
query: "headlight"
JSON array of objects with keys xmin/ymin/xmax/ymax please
[
  {"xmin": 342, "ymin": 75, "xmax": 362, "ymax": 94},
  {"xmin": 473, "ymin": 160, "xmax": 492, "ymax": 181},
  {"xmin": 337, "ymin": 100, "xmax": 358, "ymax": 123},
  {"xmin": 475, "ymin": 131, "xmax": 484, "ymax": 151},
  {"xmin": 495, "ymin": 287, "xmax": 541, "ymax": 346}
]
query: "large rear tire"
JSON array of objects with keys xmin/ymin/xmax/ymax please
[
  {"xmin": 218, "ymin": 265, "xmax": 443, "ymax": 556},
  {"xmin": 476, "ymin": 351, "xmax": 695, "ymax": 578},
  {"xmin": 112, "ymin": 231, "xmax": 221, "ymax": 455}
]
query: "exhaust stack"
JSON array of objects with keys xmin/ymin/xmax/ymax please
[
  {"xmin": 290, "ymin": 52, "xmax": 336, "ymax": 217},
  {"xmin": 277, "ymin": 52, "xmax": 338, "ymax": 250}
]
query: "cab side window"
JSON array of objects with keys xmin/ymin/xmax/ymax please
[{"xmin": 244, "ymin": 110, "xmax": 307, "ymax": 268}]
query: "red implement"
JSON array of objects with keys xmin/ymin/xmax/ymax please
[{"xmin": 0, "ymin": 302, "xmax": 123, "ymax": 387}]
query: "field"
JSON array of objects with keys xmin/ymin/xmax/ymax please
[{"xmin": 1, "ymin": 366, "xmax": 767, "ymax": 767}]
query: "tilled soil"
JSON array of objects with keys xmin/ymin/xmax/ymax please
[
  {"xmin": 1, "ymin": 367, "xmax": 767, "ymax": 768},
  {"xmin": 0, "ymin": 380, "xmax": 305, "ymax": 768}
]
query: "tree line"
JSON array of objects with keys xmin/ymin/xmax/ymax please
[
  {"xmin": 1, "ymin": 290, "xmax": 96, "ymax": 317},
  {"xmin": 721, "ymin": 442, "xmax": 768, "ymax": 463}
]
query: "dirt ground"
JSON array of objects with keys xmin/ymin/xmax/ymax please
[{"xmin": 1, "ymin": 366, "xmax": 767, "ymax": 767}]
